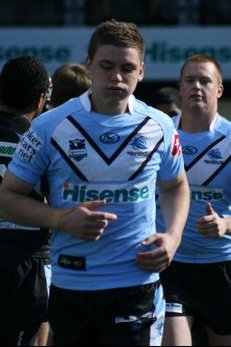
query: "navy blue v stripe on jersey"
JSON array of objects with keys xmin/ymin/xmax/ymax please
[{"xmin": 67, "ymin": 114, "xmax": 152, "ymax": 165}]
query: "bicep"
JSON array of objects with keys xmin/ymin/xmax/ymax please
[{"xmin": 158, "ymin": 171, "xmax": 188, "ymax": 193}]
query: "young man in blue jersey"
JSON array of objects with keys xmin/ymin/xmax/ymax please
[
  {"xmin": 157, "ymin": 54, "xmax": 231, "ymax": 346},
  {"xmin": 0, "ymin": 20, "xmax": 189, "ymax": 346}
]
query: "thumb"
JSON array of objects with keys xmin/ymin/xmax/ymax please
[
  {"xmin": 141, "ymin": 233, "xmax": 159, "ymax": 245},
  {"xmin": 206, "ymin": 202, "xmax": 214, "ymax": 216},
  {"xmin": 81, "ymin": 200, "xmax": 107, "ymax": 210}
]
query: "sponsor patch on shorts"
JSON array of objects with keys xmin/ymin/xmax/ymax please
[{"xmin": 165, "ymin": 302, "xmax": 183, "ymax": 314}]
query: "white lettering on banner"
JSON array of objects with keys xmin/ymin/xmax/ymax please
[{"xmin": 0, "ymin": 28, "xmax": 231, "ymax": 80}]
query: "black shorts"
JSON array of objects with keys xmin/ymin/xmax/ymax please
[
  {"xmin": 48, "ymin": 282, "xmax": 160, "ymax": 346},
  {"xmin": 0, "ymin": 257, "xmax": 49, "ymax": 327},
  {"xmin": 160, "ymin": 260, "xmax": 231, "ymax": 335},
  {"xmin": 0, "ymin": 326, "xmax": 40, "ymax": 346}
]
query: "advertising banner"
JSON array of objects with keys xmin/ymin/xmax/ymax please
[{"xmin": 0, "ymin": 27, "xmax": 231, "ymax": 80}]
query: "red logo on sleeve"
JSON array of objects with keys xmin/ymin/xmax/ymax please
[{"xmin": 171, "ymin": 133, "xmax": 181, "ymax": 156}]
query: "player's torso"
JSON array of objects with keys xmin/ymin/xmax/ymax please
[{"xmin": 174, "ymin": 116, "xmax": 231, "ymax": 262}]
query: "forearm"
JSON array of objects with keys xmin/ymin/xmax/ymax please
[
  {"xmin": 159, "ymin": 175, "xmax": 190, "ymax": 242},
  {"xmin": 0, "ymin": 172, "xmax": 117, "ymax": 239},
  {"xmin": 0, "ymin": 189, "xmax": 58, "ymax": 228},
  {"xmin": 0, "ymin": 170, "xmax": 65, "ymax": 229}
]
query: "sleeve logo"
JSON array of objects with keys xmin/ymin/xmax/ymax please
[
  {"xmin": 171, "ymin": 133, "xmax": 181, "ymax": 156},
  {"xmin": 16, "ymin": 129, "xmax": 43, "ymax": 163}
]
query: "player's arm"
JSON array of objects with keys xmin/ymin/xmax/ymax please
[
  {"xmin": 0, "ymin": 170, "xmax": 117, "ymax": 241},
  {"xmin": 137, "ymin": 171, "xmax": 190, "ymax": 272},
  {"xmin": 158, "ymin": 170, "xmax": 190, "ymax": 243}
]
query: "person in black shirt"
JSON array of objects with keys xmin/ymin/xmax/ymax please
[{"xmin": 0, "ymin": 56, "xmax": 50, "ymax": 346}]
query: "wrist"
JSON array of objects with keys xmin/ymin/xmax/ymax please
[
  {"xmin": 224, "ymin": 217, "xmax": 231, "ymax": 235},
  {"xmin": 51, "ymin": 209, "xmax": 72, "ymax": 230}
]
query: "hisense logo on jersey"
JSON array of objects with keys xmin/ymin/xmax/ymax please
[
  {"xmin": 191, "ymin": 188, "xmax": 224, "ymax": 201},
  {"xmin": 62, "ymin": 183, "xmax": 150, "ymax": 203}
]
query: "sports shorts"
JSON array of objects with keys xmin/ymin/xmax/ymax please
[
  {"xmin": 0, "ymin": 256, "xmax": 49, "ymax": 327},
  {"xmin": 48, "ymin": 281, "xmax": 164, "ymax": 346},
  {"xmin": 0, "ymin": 326, "xmax": 40, "ymax": 346},
  {"xmin": 160, "ymin": 260, "xmax": 231, "ymax": 335}
]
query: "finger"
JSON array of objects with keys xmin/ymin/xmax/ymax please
[
  {"xmin": 89, "ymin": 211, "xmax": 117, "ymax": 222},
  {"xmin": 80, "ymin": 201, "xmax": 117, "ymax": 221},
  {"xmin": 83, "ymin": 219, "xmax": 109, "ymax": 230},
  {"xmin": 137, "ymin": 256, "xmax": 169, "ymax": 272},
  {"xmin": 81, "ymin": 200, "xmax": 107, "ymax": 210},
  {"xmin": 206, "ymin": 202, "xmax": 214, "ymax": 216},
  {"xmin": 141, "ymin": 233, "xmax": 159, "ymax": 245},
  {"xmin": 137, "ymin": 247, "xmax": 163, "ymax": 261},
  {"xmin": 83, "ymin": 228, "xmax": 105, "ymax": 241},
  {"xmin": 197, "ymin": 224, "xmax": 217, "ymax": 232},
  {"xmin": 197, "ymin": 215, "xmax": 214, "ymax": 225},
  {"xmin": 197, "ymin": 219, "xmax": 215, "ymax": 228}
]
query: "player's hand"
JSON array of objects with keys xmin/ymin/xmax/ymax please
[
  {"xmin": 136, "ymin": 232, "xmax": 180, "ymax": 273},
  {"xmin": 196, "ymin": 203, "xmax": 226, "ymax": 238},
  {"xmin": 52, "ymin": 200, "xmax": 117, "ymax": 241}
]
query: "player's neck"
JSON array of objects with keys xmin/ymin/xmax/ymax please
[
  {"xmin": 90, "ymin": 94, "xmax": 129, "ymax": 116},
  {"xmin": 180, "ymin": 112, "xmax": 216, "ymax": 133}
]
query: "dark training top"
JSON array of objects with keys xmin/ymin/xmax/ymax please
[{"xmin": 0, "ymin": 111, "xmax": 50, "ymax": 257}]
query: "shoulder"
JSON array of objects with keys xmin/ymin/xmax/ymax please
[
  {"xmin": 215, "ymin": 115, "xmax": 231, "ymax": 138},
  {"xmin": 133, "ymin": 97, "xmax": 175, "ymax": 131},
  {"xmin": 32, "ymin": 97, "xmax": 82, "ymax": 134},
  {"xmin": 0, "ymin": 112, "xmax": 30, "ymax": 142}
]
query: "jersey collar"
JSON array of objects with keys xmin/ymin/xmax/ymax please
[
  {"xmin": 175, "ymin": 113, "xmax": 219, "ymax": 132},
  {"xmin": 80, "ymin": 90, "xmax": 134, "ymax": 114}
]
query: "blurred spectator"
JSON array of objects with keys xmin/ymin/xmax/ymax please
[
  {"xmin": 152, "ymin": 86, "xmax": 181, "ymax": 117},
  {"xmin": 50, "ymin": 63, "xmax": 91, "ymax": 108},
  {"xmin": 42, "ymin": 77, "xmax": 53, "ymax": 113}
]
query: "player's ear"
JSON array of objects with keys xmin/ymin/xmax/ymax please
[
  {"xmin": 85, "ymin": 57, "xmax": 92, "ymax": 76},
  {"xmin": 138, "ymin": 62, "xmax": 144, "ymax": 82},
  {"xmin": 217, "ymin": 84, "xmax": 224, "ymax": 99}
]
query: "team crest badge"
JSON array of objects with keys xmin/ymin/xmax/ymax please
[
  {"xmin": 127, "ymin": 134, "xmax": 149, "ymax": 157},
  {"xmin": 68, "ymin": 138, "xmax": 87, "ymax": 161}
]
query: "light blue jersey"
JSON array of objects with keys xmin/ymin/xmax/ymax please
[
  {"xmin": 157, "ymin": 114, "xmax": 231, "ymax": 263},
  {"xmin": 9, "ymin": 92, "xmax": 184, "ymax": 290}
]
